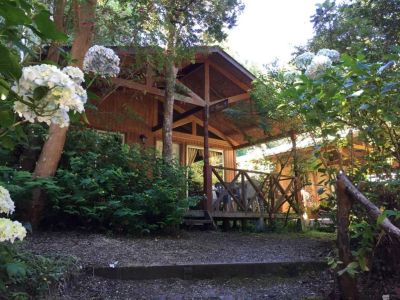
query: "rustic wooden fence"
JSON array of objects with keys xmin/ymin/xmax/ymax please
[
  {"xmin": 210, "ymin": 166, "xmax": 302, "ymax": 222},
  {"xmin": 336, "ymin": 172, "xmax": 400, "ymax": 300}
]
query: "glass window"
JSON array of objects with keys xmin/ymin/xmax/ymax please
[{"xmin": 156, "ymin": 140, "xmax": 181, "ymax": 161}]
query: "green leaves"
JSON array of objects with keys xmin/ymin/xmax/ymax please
[
  {"xmin": 33, "ymin": 10, "xmax": 67, "ymax": 41},
  {"xmin": 0, "ymin": 44, "xmax": 21, "ymax": 79},
  {"xmin": 0, "ymin": 1, "xmax": 31, "ymax": 26},
  {"xmin": 5, "ymin": 262, "xmax": 27, "ymax": 280},
  {"xmin": 338, "ymin": 261, "xmax": 359, "ymax": 277},
  {"xmin": 32, "ymin": 86, "xmax": 50, "ymax": 101}
]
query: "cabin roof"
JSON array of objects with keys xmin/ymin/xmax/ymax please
[{"xmin": 109, "ymin": 46, "xmax": 285, "ymax": 149}]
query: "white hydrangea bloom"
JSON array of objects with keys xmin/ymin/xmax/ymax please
[
  {"xmin": 83, "ymin": 45, "xmax": 120, "ymax": 77},
  {"xmin": 305, "ymin": 55, "xmax": 333, "ymax": 80},
  {"xmin": 62, "ymin": 66, "xmax": 85, "ymax": 84},
  {"xmin": 0, "ymin": 186, "xmax": 14, "ymax": 215},
  {"xmin": 317, "ymin": 49, "xmax": 340, "ymax": 62},
  {"xmin": 283, "ymin": 68, "xmax": 301, "ymax": 84},
  {"xmin": 12, "ymin": 64, "xmax": 87, "ymax": 127},
  {"xmin": 0, "ymin": 218, "xmax": 27, "ymax": 243},
  {"xmin": 294, "ymin": 52, "xmax": 315, "ymax": 70}
]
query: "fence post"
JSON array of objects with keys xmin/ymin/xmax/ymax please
[{"xmin": 336, "ymin": 175, "xmax": 359, "ymax": 299}]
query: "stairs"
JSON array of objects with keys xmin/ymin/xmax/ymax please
[{"xmin": 183, "ymin": 210, "xmax": 216, "ymax": 229}]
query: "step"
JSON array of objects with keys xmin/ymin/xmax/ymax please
[
  {"xmin": 87, "ymin": 261, "xmax": 327, "ymax": 281},
  {"xmin": 184, "ymin": 210, "xmax": 206, "ymax": 218},
  {"xmin": 183, "ymin": 219, "xmax": 213, "ymax": 226}
]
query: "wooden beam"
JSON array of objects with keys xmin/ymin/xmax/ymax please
[
  {"xmin": 192, "ymin": 121, "xmax": 196, "ymax": 135},
  {"xmin": 192, "ymin": 118, "xmax": 239, "ymax": 147},
  {"xmin": 204, "ymin": 62, "xmax": 210, "ymax": 104},
  {"xmin": 112, "ymin": 78, "xmax": 205, "ymax": 107},
  {"xmin": 173, "ymin": 103, "xmax": 238, "ymax": 147},
  {"xmin": 209, "ymin": 61, "xmax": 251, "ymax": 92},
  {"xmin": 203, "ymin": 61, "xmax": 212, "ymax": 211},
  {"xmin": 146, "ymin": 64, "xmax": 154, "ymax": 88},
  {"xmin": 178, "ymin": 64, "xmax": 203, "ymax": 80},
  {"xmin": 152, "ymin": 106, "xmax": 203, "ymax": 132},
  {"xmin": 154, "ymin": 130, "xmax": 232, "ymax": 149},
  {"xmin": 213, "ymin": 92, "xmax": 250, "ymax": 105},
  {"xmin": 176, "ymin": 79, "xmax": 206, "ymax": 106}
]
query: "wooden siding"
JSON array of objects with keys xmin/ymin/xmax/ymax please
[{"xmin": 86, "ymin": 90, "xmax": 237, "ymax": 178}]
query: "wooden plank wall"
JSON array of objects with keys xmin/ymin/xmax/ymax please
[{"xmin": 86, "ymin": 90, "xmax": 237, "ymax": 180}]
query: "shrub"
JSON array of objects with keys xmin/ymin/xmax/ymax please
[
  {"xmin": 0, "ymin": 243, "xmax": 76, "ymax": 300},
  {"xmin": 1, "ymin": 127, "xmax": 198, "ymax": 233},
  {"xmin": 45, "ymin": 128, "xmax": 197, "ymax": 233}
]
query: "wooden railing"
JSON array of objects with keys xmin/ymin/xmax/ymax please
[
  {"xmin": 336, "ymin": 173, "xmax": 400, "ymax": 299},
  {"xmin": 210, "ymin": 166, "xmax": 302, "ymax": 220}
]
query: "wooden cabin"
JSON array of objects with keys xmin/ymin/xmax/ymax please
[{"xmin": 86, "ymin": 47, "xmax": 297, "ymax": 221}]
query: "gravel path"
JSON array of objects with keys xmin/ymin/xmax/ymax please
[
  {"xmin": 21, "ymin": 231, "xmax": 335, "ymax": 299},
  {"xmin": 61, "ymin": 270, "xmax": 334, "ymax": 299},
  {"xmin": 22, "ymin": 230, "xmax": 333, "ymax": 268}
]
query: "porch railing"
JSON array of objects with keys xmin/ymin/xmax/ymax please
[{"xmin": 210, "ymin": 166, "xmax": 302, "ymax": 220}]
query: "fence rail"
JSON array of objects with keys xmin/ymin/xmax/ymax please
[
  {"xmin": 210, "ymin": 166, "xmax": 302, "ymax": 221},
  {"xmin": 336, "ymin": 172, "xmax": 400, "ymax": 299}
]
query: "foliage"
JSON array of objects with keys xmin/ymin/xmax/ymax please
[
  {"xmin": 252, "ymin": 46, "xmax": 400, "ymax": 280},
  {"xmin": 308, "ymin": 0, "xmax": 400, "ymax": 60},
  {"xmin": 0, "ymin": 243, "xmax": 76, "ymax": 300},
  {"xmin": 0, "ymin": 0, "xmax": 67, "ymax": 149},
  {"xmin": 1, "ymin": 126, "xmax": 197, "ymax": 233},
  {"xmin": 46, "ymin": 128, "xmax": 196, "ymax": 233}
]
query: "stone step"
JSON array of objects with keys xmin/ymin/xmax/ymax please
[
  {"xmin": 87, "ymin": 261, "xmax": 327, "ymax": 281},
  {"xmin": 183, "ymin": 219, "xmax": 213, "ymax": 226}
]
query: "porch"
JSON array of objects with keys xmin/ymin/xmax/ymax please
[{"xmin": 186, "ymin": 165, "xmax": 303, "ymax": 226}]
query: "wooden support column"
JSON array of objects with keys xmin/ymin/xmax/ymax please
[{"xmin": 203, "ymin": 61, "xmax": 212, "ymax": 211}]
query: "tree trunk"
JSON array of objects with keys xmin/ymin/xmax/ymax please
[
  {"xmin": 336, "ymin": 175, "xmax": 359, "ymax": 299},
  {"xmin": 162, "ymin": 27, "xmax": 177, "ymax": 163},
  {"xmin": 30, "ymin": 0, "xmax": 97, "ymax": 227},
  {"xmin": 338, "ymin": 173, "xmax": 400, "ymax": 239},
  {"xmin": 290, "ymin": 131, "xmax": 306, "ymax": 230},
  {"xmin": 46, "ymin": 0, "xmax": 66, "ymax": 63}
]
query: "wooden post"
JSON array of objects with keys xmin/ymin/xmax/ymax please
[
  {"xmin": 336, "ymin": 175, "xmax": 358, "ymax": 300},
  {"xmin": 203, "ymin": 61, "xmax": 212, "ymax": 211}
]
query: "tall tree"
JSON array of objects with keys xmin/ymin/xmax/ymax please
[
  {"xmin": 309, "ymin": 0, "xmax": 400, "ymax": 60},
  {"xmin": 131, "ymin": 0, "xmax": 244, "ymax": 162},
  {"xmin": 30, "ymin": 0, "xmax": 97, "ymax": 226}
]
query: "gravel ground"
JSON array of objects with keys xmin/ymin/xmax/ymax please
[
  {"xmin": 21, "ymin": 230, "xmax": 335, "ymax": 299},
  {"xmin": 22, "ymin": 230, "xmax": 333, "ymax": 268},
  {"xmin": 60, "ymin": 270, "xmax": 334, "ymax": 300}
]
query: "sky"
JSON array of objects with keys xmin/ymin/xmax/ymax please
[{"xmin": 226, "ymin": 0, "xmax": 322, "ymax": 69}]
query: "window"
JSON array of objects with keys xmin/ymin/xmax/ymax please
[
  {"xmin": 95, "ymin": 129, "xmax": 125, "ymax": 144},
  {"xmin": 156, "ymin": 140, "xmax": 181, "ymax": 161}
]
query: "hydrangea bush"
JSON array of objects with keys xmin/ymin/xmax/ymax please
[
  {"xmin": 83, "ymin": 45, "xmax": 120, "ymax": 77},
  {"xmin": 305, "ymin": 55, "xmax": 333, "ymax": 80},
  {"xmin": 294, "ymin": 52, "xmax": 315, "ymax": 70},
  {"xmin": 11, "ymin": 64, "xmax": 87, "ymax": 127},
  {"xmin": 285, "ymin": 48, "xmax": 340, "ymax": 81},
  {"xmin": 0, "ymin": 186, "xmax": 26, "ymax": 243}
]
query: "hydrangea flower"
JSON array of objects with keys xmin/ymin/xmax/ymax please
[
  {"xmin": 283, "ymin": 68, "xmax": 301, "ymax": 84},
  {"xmin": 12, "ymin": 64, "xmax": 87, "ymax": 127},
  {"xmin": 83, "ymin": 45, "xmax": 120, "ymax": 77},
  {"xmin": 0, "ymin": 186, "xmax": 14, "ymax": 215},
  {"xmin": 316, "ymin": 49, "xmax": 340, "ymax": 62},
  {"xmin": 305, "ymin": 55, "xmax": 333, "ymax": 80},
  {"xmin": 62, "ymin": 66, "xmax": 85, "ymax": 84},
  {"xmin": 0, "ymin": 218, "xmax": 27, "ymax": 243},
  {"xmin": 0, "ymin": 186, "xmax": 26, "ymax": 244},
  {"xmin": 294, "ymin": 52, "xmax": 315, "ymax": 70}
]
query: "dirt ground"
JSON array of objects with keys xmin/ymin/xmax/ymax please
[
  {"xmin": 60, "ymin": 271, "xmax": 334, "ymax": 300},
  {"xmin": 21, "ymin": 230, "xmax": 336, "ymax": 299},
  {"xmin": 22, "ymin": 230, "xmax": 333, "ymax": 268}
]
